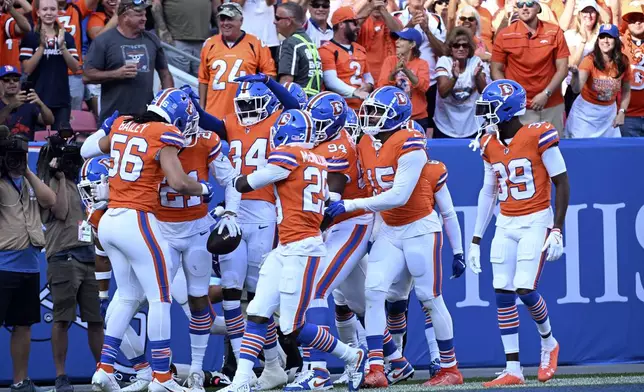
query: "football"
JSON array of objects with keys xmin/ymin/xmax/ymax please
[{"xmin": 207, "ymin": 226, "xmax": 242, "ymax": 255}]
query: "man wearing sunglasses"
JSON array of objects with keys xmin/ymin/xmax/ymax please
[
  {"xmin": 491, "ymin": 0, "xmax": 569, "ymax": 134},
  {"xmin": 305, "ymin": 0, "xmax": 333, "ymax": 48}
]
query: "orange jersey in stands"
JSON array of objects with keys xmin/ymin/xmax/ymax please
[
  {"xmin": 481, "ymin": 122, "xmax": 559, "ymax": 217},
  {"xmin": 107, "ymin": 116, "xmax": 185, "ymax": 213},
  {"xmin": 156, "ymin": 131, "xmax": 222, "ymax": 222},
  {"xmin": 0, "ymin": 13, "xmax": 23, "ymax": 69},
  {"xmin": 357, "ymin": 129, "xmax": 435, "ymax": 227},
  {"xmin": 357, "ymin": 16, "xmax": 401, "ymax": 81},
  {"xmin": 313, "ymin": 129, "xmax": 369, "ymax": 224},
  {"xmin": 224, "ymin": 111, "xmax": 281, "ymax": 204},
  {"xmin": 579, "ymin": 54, "xmax": 631, "ymax": 106},
  {"xmin": 267, "ymin": 145, "xmax": 328, "ymax": 245},
  {"xmin": 377, "ymin": 55, "xmax": 430, "ymax": 119},
  {"xmin": 86, "ymin": 11, "xmax": 108, "ymax": 36},
  {"xmin": 621, "ymin": 35, "xmax": 644, "ymax": 117},
  {"xmin": 319, "ymin": 40, "xmax": 370, "ymax": 110},
  {"xmin": 199, "ymin": 33, "xmax": 276, "ymax": 119}
]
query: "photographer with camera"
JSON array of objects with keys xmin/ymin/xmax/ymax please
[
  {"xmin": 0, "ymin": 125, "xmax": 56, "ymax": 392},
  {"xmin": 0, "ymin": 66, "xmax": 55, "ymax": 140},
  {"xmin": 36, "ymin": 129, "xmax": 104, "ymax": 392}
]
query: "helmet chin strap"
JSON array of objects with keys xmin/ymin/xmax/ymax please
[{"xmin": 469, "ymin": 120, "xmax": 501, "ymax": 154}]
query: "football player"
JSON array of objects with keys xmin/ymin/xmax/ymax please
[
  {"xmin": 327, "ymin": 86, "xmax": 464, "ymax": 387},
  {"xmin": 319, "ymin": 6, "xmax": 374, "ymax": 109},
  {"xmin": 80, "ymin": 88, "xmax": 213, "ymax": 392},
  {"xmin": 155, "ymin": 89, "xmax": 241, "ymax": 392},
  {"xmin": 219, "ymin": 109, "xmax": 367, "ymax": 392},
  {"xmin": 468, "ymin": 79, "xmax": 569, "ymax": 387},
  {"xmin": 185, "ymin": 74, "xmax": 302, "ymax": 390}
]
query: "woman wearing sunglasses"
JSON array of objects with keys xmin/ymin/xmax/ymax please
[
  {"xmin": 433, "ymin": 26, "xmax": 487, "ymax": 138},
  {"xmin": 446, "ymin": 0, "xmax": 492, "ymax": 61},
  {"xmin": 565, "ymin": 24, "xmax": 630, "ymax": 138}
]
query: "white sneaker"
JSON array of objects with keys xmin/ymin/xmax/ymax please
[
  {"xmin": 148, "ymin": 378, "xmax": 188, "ymax": 392},
  {"xmin": 217, "ymin": 381, "xmax": 252, "ymax": 392},
  {"xmin": 345, "ymin": 346, "xmax": 367, "ymax": 392},
  {"xmin": 186, "ymin": 372, "xmax": 205, "ymax": 392},
  {"xmin": 91, "ymin": 368, "xmax": 120, "ymax": 392},
  {"xmin": 122, "ymin": 369, "xmax": 153, "ymax": 392},
  {"xmin": 255, "ymin": 366, "xmax": 288, "ymax": 390}
]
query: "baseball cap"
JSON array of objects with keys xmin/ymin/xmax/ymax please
[
  {"xmin": 577, "ymin": 0, "xmax": 599, "ymax": 13},
  {"xmin": 118, "ymin": 0, "xmax": 151, "ymax": 15},
  {"xmin": 393, "ymin": 28, "xmax": 423, "ymax": 49},
  {"xmin": 331, "ymin": 6, "xmax": 357, "ymax": 25},
  {"xmin": 598, "ymin": 23, "xmax": 619, "ymax": 38},
  {"xmin": 0, "ymin": 65, "xmax": 21, "ymax": 78},
  {"xmin": 218, "ymin": 2, "xmax": 243, "ymax": 19}
]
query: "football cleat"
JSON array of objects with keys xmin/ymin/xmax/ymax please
[
  {"xmin": 429, "ymin": 358, "xmax": 441, "ymax": 378},
  {"xmin": 91, "ymin": 368, "xmax": 120, "ymax": 392},
  {"xmin": 482, "ymin": 370, "xmax": 525, "ymax": 387},
  {"xmin": 423, "ymin": 366, "xmax": 463, "ymax": 386},
  {"xmin": 362, "ymin": 366, "xmax": 388, "ymax": 389},
  {"xmin": 332, "ymin": 365, "xmax": 351, "ymax": 386},
  {"xmin": 255, "ymin": 365, "xmax": 288, "ymax": 390},
  {"xmin": 385, "ymin": 358, "xmax": 414, "ymax": 385},
  {"xmin": 148, "ymin": 377, "xmax": 188, "ymax": 392},
  {"xmin": 538, "ymin": 342, "xmax": 560, "ymax": 382}
]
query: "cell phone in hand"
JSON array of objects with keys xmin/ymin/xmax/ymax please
[{"xmin": 21, "ymin": 81, "xmax": 34, "ymax": 94}]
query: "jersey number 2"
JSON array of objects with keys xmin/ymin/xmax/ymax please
[
  {"xmin": 303, "ymin": 166, "xmax": 328, "ymax": 214},
  {"xmin": 109, "ymin": 135, "xmax": 146, "ymax": 182},
  {"xmin": 492, "ymin": 158, "xmax": 536, "ymax": 201}
]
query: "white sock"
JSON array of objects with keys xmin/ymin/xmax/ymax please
[
  {"xmin": 392, "ymin": 334, "xmax": 404, "ymax": 352},
  {"xmin": 355, "ymin": 318, "xmax": 367, "ymax": 347},
  {"xmin": 424, "ymin": 326, "xmax": 440, "ymax": 362},
  {"xmin": 335, "ymin": 314, "xmax": 358, "ymax": 345},
  {"xmin": 506, "ymin": 360, "xmax": 521, "ymax": 374},
  {"xmin": 542, "ymin": 335, "xmax": 557, "ymax": 351},
  {"xmin": 331, "ymin": 341, "xmax": 355, "ymax": 361},
  {"xmin": 233, "ymin": 358, "xmax": 255, "ymax": 383}
]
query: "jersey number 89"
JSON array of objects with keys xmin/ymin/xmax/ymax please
[{"xmin": 492, "ymin": 158, "xmax": 536, "ymax": 201}]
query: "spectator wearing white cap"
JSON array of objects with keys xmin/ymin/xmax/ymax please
[
  {"xmin": 305, "ymin": 0, "xmax": 334, "ymax": 47},
  {"xmin": 566, "ymin": 24, "xmax": 631, "ymax": 137},
  {"xmin": 434, "ymin": 26, "xmax": 486, "ymax": 137},
  {"xmin": 378, "ymin": 27, "xmax": 431, "ymax": 127},
  {"xmin": 560, "ymin": 0, "xmax": 606, "ymax": 114}
]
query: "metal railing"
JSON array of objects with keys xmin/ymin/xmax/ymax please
[{"xmin": 160, "ymin": 42, "xmax": 201, "ymax": 66}]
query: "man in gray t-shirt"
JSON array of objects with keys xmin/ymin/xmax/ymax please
[
  {"xmin": 83, "ymin": 0, "xmax": 174, "ymax": 123},
  {"xmin": 275, "ymin": 2, "xmax": 323, "ymax": 97}
]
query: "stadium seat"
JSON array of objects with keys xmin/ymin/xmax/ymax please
[{"xmin": 70, "ymin": 110, "xmax": 97, "ymax": 132}]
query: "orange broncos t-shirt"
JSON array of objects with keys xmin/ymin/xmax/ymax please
[{"xmin": 579, "ymin": 54, "xmax": 631, "ymax": 106}]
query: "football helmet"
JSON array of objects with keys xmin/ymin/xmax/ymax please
[
  {"xmin": 344, "ymin": 108, "xmax": 360, "ymax": 142},
  {"xmin": 147, "ymin": 88, "xmax": 200, "ymax": 140},
  {"xmin": 305, "ymin": 91, "xmax": 348, "ymax": 144},
  {"xmin": 359, "ymin": 86, "xmax": 412, "ymax": 135},
  {"xmin": 475, "ymin": 79, "xmax": 526, "ymax": 130},
  {"xmin": 234, "ymin": 82, "xmax": 280, "ymax": 126},
  {"xmin": 270, "ymin": 109, "xmax": 316, "ymax": 150},
  {"xmin": 283, "ymin": 81, "xmax": 308, "ymax": 110},
  {"xmin": 77, "ymin": 155, "xmax": 112, "ymax": 210}
]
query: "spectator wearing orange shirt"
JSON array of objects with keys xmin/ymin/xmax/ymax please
[
  {"xmin": 491, "ymin": 0, "xmax": 570, "ymax": 133},
  {"xmin": 378, "ymin": 27, "xmax": 431, "ymax": 127},
  {"xmin": 357, "ymin": 0, "xmax": 403, "ymax": 81},
  {"xmin": 0, "ymin": 0, "xmax": 31, "ymax": 71},
  {"xmin": 319, "ymin": 6, "xmax": 374, "ymax": 109},
  {"xmin": 566, "ymin": 24, "xmax": 630, "ymax": 137},
  {"xmin": 620, "ymin": 5, "xmax": 644, "ymax": 137}
]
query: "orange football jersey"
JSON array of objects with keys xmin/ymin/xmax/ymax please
[
  {"xmin": 313, "ymin": 129, "xmax": 369, "ymax": 224},
  {"xmin": 0, "ymin": 13, "xmax": 23, "ymax": 69},
  {"xmin": 87, "ymin": 208, "xmax": 105, "ymax": 232},
  {"xmin": 267, "ymin": 145, "xmax": 328, "ymax": 245},
  {"xmin": 318, "ymin": 40, "xmax": 370, "ymax": 110},
  {"xmin": 156, "ymin": 131, "xmax": 222, "ymax": 222},
  {"xmin": 425, "ymin": 160, "xmax": 448, "ymax": 199},
  {"xmin": 481, "ymin": 122, "xmax": 559, "ymax": 217},
  {"xmin": 107, "ymin": 116, "xmax": 185, "ymax": 213},
  {"xmin": 198, "ymin": 33, "xmax": 277, "ymax": 119},
  {"xmin": 224, "ymin": 111, "xmax": 280, "ymax": 205},
  {"xmin": 358, "ymin": 129, "xmax": 434, "ymax": 227}
]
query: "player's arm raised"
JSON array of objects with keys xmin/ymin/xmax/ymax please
[
  {"xmin": 235, "ymin": 74, "xmax": 300, "ymax": 110},
  {"xmin": 81, "ymin": 111, "xmax": 121, "ymax": 158},
  {"xmin": 159, "ymin": 147, "xmax": 212, "ymax": 196},
  {"xmin": 180, "ymin": 85, "xmax": 228, "ymax": 141}
]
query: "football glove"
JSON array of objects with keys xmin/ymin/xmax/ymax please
[
  {"xmin": 200, "ymin": 180, "xmax": 214, "ymax": 203},
  {"xmin": 451, "ymin": 253, "xmax": 466, "ymax": 279},
  {"xmin": 215, "ymin": 213, "xmax": 240, "ymax": 238},
  {"xmin": 542, "ymin": 228, "xmax": 564, "ymax": 261},
  {"xmin": 101, "ymin": 110, "xmax": 119, "ymax": 135},
  {"xmin": 326, "ymin": 200, "xmax": 346, "ymax": 218},
  {"xmin": 468, "ymin": 243, "xmax": 482, "ymax": 274},
  {"xmin": 234, "ymin": 73, "xmax": 270, "ymax": 84}
]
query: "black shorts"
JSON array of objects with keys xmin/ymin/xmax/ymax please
[{"xmin": 0, "ymin": 270, "xmax": 41, "ymax": 327}]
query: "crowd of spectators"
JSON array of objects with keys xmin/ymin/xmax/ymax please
[{"xmin": 0, "ymin": 0, "xmax": 642, "ymax": 139}]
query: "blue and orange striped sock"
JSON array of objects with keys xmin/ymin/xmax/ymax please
[
  {"xmin": 238, "ymin": 320, "xmax": 267, "ymax": 381},
  {"xmin": 189, "ymin": 307, "xmax": 212, "ymax": 374},
  {"xmin": 496, "ymin": 291, "xmax": 520, "ymax": 355},
  {"xmin": 304, "ymin": 306, "xmax": 329, "ymax": 369},
  {"xmin": 263, "ymin": 317, "xmax": 281, "ymax": 366},
  {"xmin": 437, "ymin": 338, "xmax": 456, "ymax": 368},
  {"xmin": 223, "ymin": 300, "xmax": 245, "ymax": 359},
  {"xmin": 366, "ymin": 335, "xmax": 384, "ymax": 369},
  {"xmin": 386, "ymin": 300, "xmax": 407, "ymax": 351},
  {"xmin": 383, "ymin": 329, "xmax": 402, "ymax": 361},
  {"xmin": 519, "ymin": 291, "xmax": 556, "ymax": 348},
  {"xmin": 150, "ymin": 339, "xmax": 172, "ymax": 381},
  {"xmin": 99, "ymin": 335, "xmax": 122, "ymax": 372}
]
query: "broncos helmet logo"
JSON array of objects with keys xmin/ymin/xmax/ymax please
[
  {"xmin": 394, "ymin": 91, "xmax": 409, "ymax": 105},
  {"xmin": 498, "ymin": 83, "xmax": 515, "ymax": 98},
  {"xmin": 277, "ymin": 112, "xmax": 292, "ymax": 126},
  {"xmin": 330, "ymin": 101, "xmax": 344, "ymax": 116}
]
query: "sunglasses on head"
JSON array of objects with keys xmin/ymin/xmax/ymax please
[
  {"xmin": 452, "ymin": 42, "xmax": 468, "ymax": 49},
  {"xmin": 516, "ymin": 1, "xmax": 537, "ymax": 8},
  {"xmin": 310, "ymin": 2, "xmax": 330, "ymax": 8},
  {"xmin": 459, "ymin": 16, "xmax": 476, "ymax": 22}
]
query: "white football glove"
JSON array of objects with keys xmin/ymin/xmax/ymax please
[
  {"xmin": 542, "ymin": 228, "xmax": 564, "ymax": 261},
  {"xmin": 215, "ymin": 212, "xmax": 241, "ymax": 237},
  {"xmin": 91, "ymin": 174, "xmax": 109, "ymax": 201},
  {"xmin": 468, "ymin": 243, "xmax": 482, "ymax": 274}
]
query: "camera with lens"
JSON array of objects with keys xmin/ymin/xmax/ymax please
[
  {"xmin": 36, "ymin": 126, "xmax": 84, "ymax": 182},
  {"xmin": 0, "ymin": 125, "xmax": 29, "ymax": 177}
]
